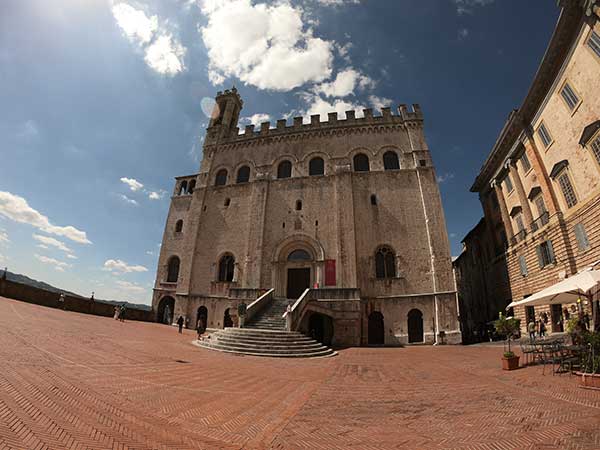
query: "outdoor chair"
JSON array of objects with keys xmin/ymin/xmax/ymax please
[
  {"xmin": 519, "ymin": 339, "xmax": 536, "ymax": 366},
  {"xmin": 556, "ymin": 345, "xmax": 580, "ymax": 375}
]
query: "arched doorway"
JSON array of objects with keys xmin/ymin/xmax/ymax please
[
  {"xmin": 408, "ymin": 309, "xmax": 424, "ymax": 343},
  {"xmin": 308, "ymin": 312, "xmax": 334, "ymax": 346},
  {"xmin": 286, "ymin": 249, "xmax": 312, "ymax": 299},
  {"xmin": 157, "ymin": 296, "xmax": 175, "ymax": 325},
  {"xmin": 196, "ymin": 306, "xmax": 208, "ymax": 330},
  {"xmin": 368, "ymin": 311, "xmax": 385, "ymax": 345},
  {"xmin": 223, "ymin": 308, "xmax": 233, "ymax": 328}
]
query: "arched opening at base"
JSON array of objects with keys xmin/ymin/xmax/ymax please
[
  {"xmin": 196, "ymin": 306, "xmax": 208, "ymax": 331},
  {"xmin": 157, "ymin": 296, "xmax": 175, "ymax": 325},
  {"xmin": 368, "ymin": 311, "xmax": 385, "ymax": 345},
  {"xmin": 308, "ymin": 312, "xmax": 334, "ymax": 346},
  {"xmin": 408, "ymin": 309, "xmax": 424, "ymax": 343},
  {"xmin": 223, "ymin": 308, "xmax": 233, "ymax": 328}
]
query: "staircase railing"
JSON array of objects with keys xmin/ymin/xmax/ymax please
[
  {"xmin": 283, "ymin": 288, "xmax": 312, "ymax": 331},
  {"xmin": 246, "ymin": 288, "xmax": 274, "ymax": 323}
]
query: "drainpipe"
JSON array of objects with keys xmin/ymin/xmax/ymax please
[{"xmin": 408, "ymin": 131, "xmax": 440, "ymax": 345}]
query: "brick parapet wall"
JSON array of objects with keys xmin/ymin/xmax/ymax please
[{"xmin": 0, "ymin": 278, "xmax": 153, "ymax": 322}]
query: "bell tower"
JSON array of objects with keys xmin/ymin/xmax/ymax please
[{"xmin": 206, "ymin": 87, "xmax": 243, "ymax": 142}]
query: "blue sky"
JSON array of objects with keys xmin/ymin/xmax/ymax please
[{"xmin": 0, "ymin": 0, "xmax": 559, "ymax": 304}]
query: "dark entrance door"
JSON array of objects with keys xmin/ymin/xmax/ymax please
[
  {"xmin": 408, "ymin": 309, "xmax": 423, "ymax": 343},
  {"xmin": 223, "ymin": 308, "xmax": 233, "ymax": 328},
  {"xmin": 368, "ymin": 311, "xmax": 385, "ymax": 345},
  {"xmin": 197, "ymin": 306, "xmax": 208, "ymax": 330},
  {"xmin": 551, "ymin": 304, "xmax": 564, "ymax": 332},
  {"xmin": 287, "ymin": 268, "xmax": 310, "ymax": 299},
  {"xmin": 157, "ymin": 296, "xmax": 175, "ymax": 325},
  {"xmin": 308, "ymin": 313, "xmax": 334, "ymax": 346}
]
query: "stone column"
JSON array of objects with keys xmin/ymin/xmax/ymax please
[
  {"xmin": 492, "ymin": 179, "xmax": 514, "ymax": 240},
  {"xmin": 521, "ymin": 132, "xmax": 560, "ymax": 215},
  {"xmin": 507, "ymin": 159, "xmax": 533, "ymax": 226}
]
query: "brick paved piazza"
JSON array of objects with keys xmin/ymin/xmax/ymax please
[{"xmin": 1, "ymin": 297, "xmax": 599, "ymax": 450}]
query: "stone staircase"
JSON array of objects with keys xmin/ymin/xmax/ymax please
[
  {"xmin": 196, "ymin": 328, "xmax": 336, "ymax": 358},
  {"xmin": 245, "ymin": 296, "xmax": 290, "ymax": 330}
]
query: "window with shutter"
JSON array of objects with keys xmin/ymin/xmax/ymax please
[
  {"xmin": 574, "ymin": 223, "xmax": 590, "ymax": 251},
  {"xmin": 504, "ymin": 175, "xmax": 514, "ymax": 193},
  {"xmin": 538, "ymin": 123, "xmax": 553, "ymax": 148},
  {"xmin": 560, "ymin": 82, "xmax": 580, "ymax": 111},
  {"xmin": 590, "ymin": 134, "xmax": 600, "ymax": 166},
  {"xmin": 519, "ymin": 255, "xmax": 528, "ymax": 277},
  {"xmin": 536, "ymin": 240, "xmax": 555, "ymax": 268},
  {"xmin": 520, "ymin": 153, "xmax": 531, "ymax": 172},
  {"xmin": 557, "ymin": 172, "xmax": 577, "ymax": 208},
  {"xmin": 588, "ymin": 30, "xmax": 600, "ymax": 58}
]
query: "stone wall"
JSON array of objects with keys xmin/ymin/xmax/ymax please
[{"xmin": 0, "ymin": 278, "xmax": 153, "ymax": 322}]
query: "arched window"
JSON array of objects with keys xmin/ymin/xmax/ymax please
[
  {"xmin": 175, "ymin": 220, "xmax": 183, "ymax": 233},
  {"xmin": 187, "ymin": 179, "xmax": 196, "ymax": 193},
  {"xmin": 353, "ymin": 153, "xmax": 370, "ymax": 172},
  {"xmin": 218, "ymin": 254, "xmax": 235, "ymax": 282},
  {"xmin": 277, "ymin": 160, "xmax": 292, "ymax": 179},
  {"xmin": 215, "ymin": 169, "xmax": 228, "ymax": 186},
  {"xmin": 383, "ymin": 151, "xmax": 400, "ymax": 170},
  {"xmin": 375, "ymin": 247, "xmax": 396, "ymax": 279},
  {"xmin": 178, "ymin": 180, "xmax": 188, "ymax": 195},
  {"xmin": 236, "ymin": 166, "xmax": 250, "ymax": 183},
  {"xmin": 296, "ymin": 200, "xmax": 302, "ymax": 211},
  {"xmin": 287, "ymin": 249, "xmax": 312, "ymax": 261},
  {"xmin": 309, "ymin": 157, "xmax": 324, "ymax": 176},
  {"xmin": 166, "ymin": 256, "xmax": 180, "ymax": 282}
]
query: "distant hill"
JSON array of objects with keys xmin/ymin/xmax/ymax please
[{"xmin": 2, "ymin": 270, "xmax": 152, "ymax": 311}]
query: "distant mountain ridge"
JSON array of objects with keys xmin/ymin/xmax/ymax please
[{"xmin": 2, "ymin": 270, "xmax": 152, "ymax": 311}]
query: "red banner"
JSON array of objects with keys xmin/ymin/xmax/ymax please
[{"xmin": 325, "ymin": 259, "xmax": 336, "ymax": 286}]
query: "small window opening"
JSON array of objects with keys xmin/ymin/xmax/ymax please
[
  {"xmin": 282, "ymin": 222, "xmax": 286, "ymax": 229},
  {"xmin": 175, "ymin": 220, "xmax": 183, "ymax": 233},
  {"xmin": 224, "ymin": 198, "xmax": 230, "ymax": 207},
  {"xmin": 315, "ymin": 220, "xmax": 319, "ymax": 227},
  {"xmin": 202, "ymin": 205, "xmax": 207, "ymax": 211},
  {"xmin": 370, "ymin": 194, "xmax": 377, "ymax": 206},
  {"xmin": 296, "ymin": 200, "xmax": 302, "ymax": 211},
  {"xmin": 419, "ymin": 160, "xmax": 427, "ymax": 167}
]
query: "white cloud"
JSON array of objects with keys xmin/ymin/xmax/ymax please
[
  {"xmin": 302, "ymin": 94, "xmax": 364, "ymax": 121},
  {"xmin": 0, "ymin": 230, "xmax": 9, "ymax": 245},
  {"xmin": 369, "ymin": 95, "xmax": 393, "ymax": 111},
  {"xmin": 241, "ymin": 113, "xmax": 271, "ymax": 125},
  {"xmin": 437, "ymin": 173, "xmax": 455, "ymax": 183},
  {"xmin": 111, "ymin": 2, "xmax": 158, "ymax": 45},
  {"xmin": 200, "ymin": 0, "xmax": 333, "ymax": 91},
  {"xmin": 120, "ymin": 177, "xmax": 144, "ymax": 192},
  {"xmin": 32, "ymin": 234, "xmax": 72, "ymax": 253},
  {"xmin": 37, "ymin": 244, "xmax": 49, "ymax": 249},
  {"xmin": 144, "ymin": 34, "xmax": 186, "ymax": 76},
  {"xmin": 315, "ymin": 68, "xmax": 374, "ymax": 98},
  {"xmin": 34, "ymin": 254, "xmax": 71, "ymax": 272},
  {"xmin": 66, "ymin": 254, "xmax": 78, "ymax": 260},
  {"xmin": 17, "ymin": 120, "xmax": 39, "ymax": 139},
  {"xmin": 103, "ymin": 259, "xmax": 148, "ymax": 274},
  {"xmin": 115, "ymin": 279, "xmax": 146, "ymax": 294},
  {"xmin": 111, "ymin": 3, "xmax": 185, "ymax": 76},
  {"xmin": 119, "ymin": 194, "xmax": 138, "ymax": 206},
  {"xmin": 458, "ymin": 28, "xmax": 469, "ymax": 40},
  {"xmin": 315, "ymin": 0, "xmax": 360, "ymax": 5},
  {"xmin": 336, "ymin": 42, "xmax": 353, "ymax": 63},
  {"xmin": 0, "ymin": 191, "xmax": 91, "ymax": 244},
  {"xmin": 145, "ymin": 250, "xmax": 155, "ymax": 256},
  {"xmin": 453, "ymin": 0, "xmax": 494, "ymax": 15},
  {"xmin": 148, "ymin": 190, "xmax": 165, "ymax": 200}
]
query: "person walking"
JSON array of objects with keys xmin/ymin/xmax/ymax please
[
  {"xmin": 196, "ymin": 317, "xmax": 205, "ymax": 340},
  {"xmin": 113, "ymin": 305, "xmax": 119, "ymax": 320},
  {"xmin": 527, "ymin": 319, "xmax": 536, "ymax": 343},
  {"xmin": 237, "ymin": 301, "xmax": 247, "ymax": 328},
  {"xmin": 58, "ymin": 293, "xmax": 66, "ymax": 310},
  {"xmin": 177, "ymin": 315, "xmax": 184, "ymax": 334},
  {"xmin": 538, "ymin": 318, "xmax": 546, "ymax": 337},
  {"xmin": 119, "ymin": 304, "xmax": 127, "ymax": 322}
]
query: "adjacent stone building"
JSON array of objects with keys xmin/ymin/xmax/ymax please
[
  {"xmin": 458, "ymin": 0, "xmax": 600, "ymax": 336},
  {"xmin": 152, "ymin": 88, "xmax": 461, "ymax": 346}
]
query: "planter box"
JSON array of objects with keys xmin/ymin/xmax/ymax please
[
  {"xmin": 576, "ymin": 372, "xmax": 600, "ymax": 389},
  {"xmin": 501, "ymin": 355, "xmax": 520, "ymax": 371}
]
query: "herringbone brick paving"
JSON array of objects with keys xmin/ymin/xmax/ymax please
[{"xmin": 1, "ymin": 297, "xmax": 599, "ymax": 450}]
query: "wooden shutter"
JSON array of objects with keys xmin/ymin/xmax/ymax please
[
  {"xmin": 546, "ymin": 240, "xmax": 555, "ymax": 264},
  {"xmin": 536, "ymin": 245, "xmax": 544, "ymax": 268}
]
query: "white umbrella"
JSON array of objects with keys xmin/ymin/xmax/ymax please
[{"xmin": 506, "ymin": 269, "xmax": 600, "ymax": 309}]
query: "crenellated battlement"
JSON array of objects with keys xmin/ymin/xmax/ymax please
[{"xmin": 220, "ymin": 104, "xmax": 423, "ymax": 144}]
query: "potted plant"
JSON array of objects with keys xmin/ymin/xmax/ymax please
[
  {"xmin": 576, "ymin": 331, "xmax": 600, "ymax": 389},
  {"xmin": 494, "ymin": 314, "xmax": 521, "ymax": 370}
]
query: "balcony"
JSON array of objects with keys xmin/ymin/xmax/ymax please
[
  {"xmin": 510, "ymin": 229, "xmax": 527, "ymax": 246},
  {"xmin": 530, "ymin": 211, "xmax": 549, "ymax": 232}
]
